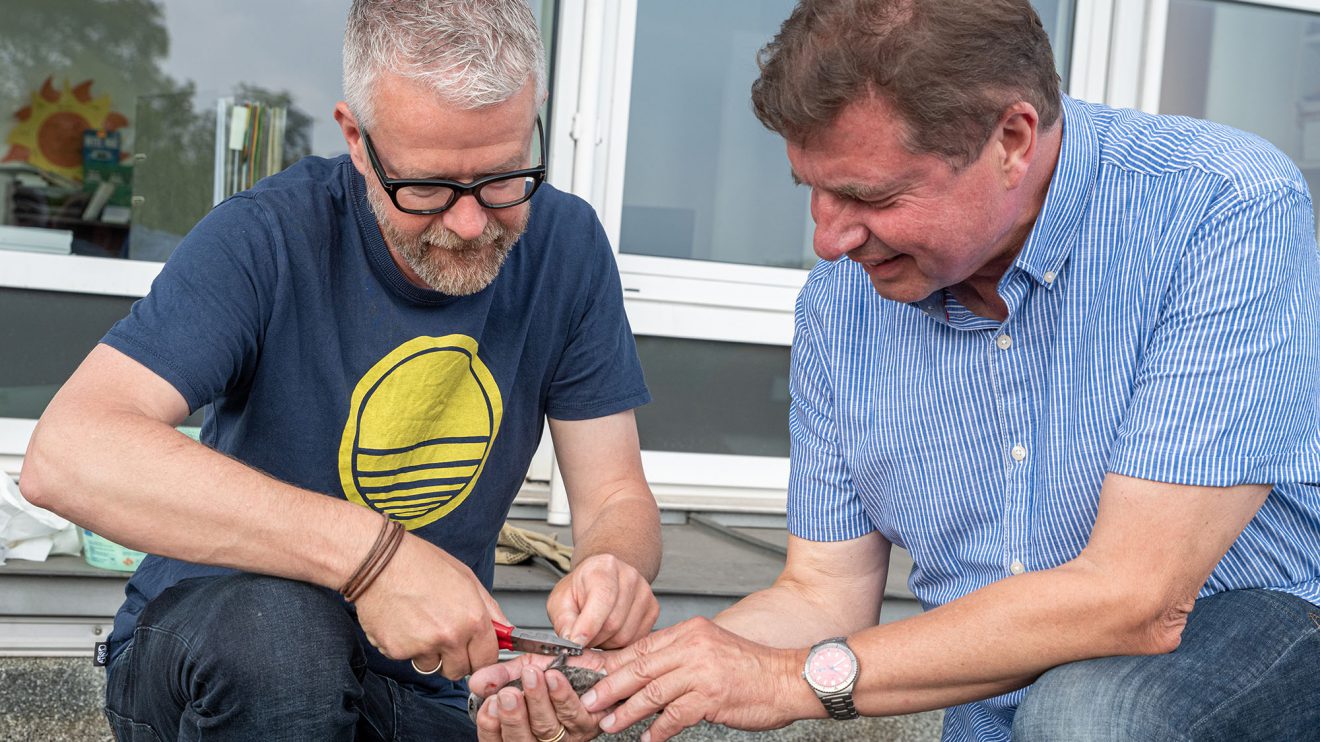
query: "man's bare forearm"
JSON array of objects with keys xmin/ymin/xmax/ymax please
[
  {"xmin": 22, "ymin": 404, "xmax": 377, "ymax": 591},
  {"xmin": 717, "ymin": 533, "xmax": 889, "ymax": 647},
  {"xmin": 716, "ymin": 579, "xmax": 881, "ymax": 648},
  {"xmin": 837, "ymin": 560, "xmax": 1141, "ymax": 716},
  {"xmin": 570, "ymin": 488, "xmax": 660, "ymax": 581}
]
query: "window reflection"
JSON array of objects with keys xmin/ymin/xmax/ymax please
[
  {"xmin": 0, "ymin": 288, "xmax": 137, "ymax": 420},
  {"xmin": 620, "ymin": 0, "xmax": 813, "ymax": 271},
  {"xmin": 1161, "ymin": 0, "xmax": 1320, "ymax": 226},
  {"xmin": 1033, "ymin": 0, "xmax": 1075, "ymax": 86},
  {"xmin": 0, "ymin": 0, "xmax": 349, "ymax": 262},
  {"xmin": 1, "ymin": 0, "xmax": 559, "ymax": 264},
  {"xmin": 634, "ymin": 336, "xmax": 791, "ymax": 457}
]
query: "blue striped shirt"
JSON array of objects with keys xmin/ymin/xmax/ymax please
[{"xmin": 786, "ymin": 95, "xmax": 1320, "ymax": 741}]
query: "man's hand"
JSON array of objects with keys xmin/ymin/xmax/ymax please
[
  {"xmin": 354, "ymin": 534, "xmax": 510, "ymax": 680},
  {"xmin": 548, "ymin": 553, "xmax": 659, "ymax": 648},
  {"xmin": 473, "ymin": 652, "xmax": 611, "ymax": 742},
  {"xmin": 547, "ymin": 412, "xmax": 661, "ymax": 648},
  {"xmin": 582, "ymin": 617, "xmax": 803, "ymax": 742}
]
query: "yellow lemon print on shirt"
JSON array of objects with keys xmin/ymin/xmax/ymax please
[{"xmin": 339, "ymin": 335, "xmax": 503, "ymax": 529}]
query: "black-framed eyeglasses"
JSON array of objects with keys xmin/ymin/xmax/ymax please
[{"xmin": 362, "ymin": 116, "xmax": 546, "ymax": 215}]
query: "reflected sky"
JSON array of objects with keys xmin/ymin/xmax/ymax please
[{"xmin": 161, "ymin": 0, "xmax": 352, "ymax": 157}]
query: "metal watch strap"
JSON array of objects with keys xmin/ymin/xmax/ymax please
[
  {"xmin": 805, "ymin": 637, "xmax": 860, "ymax": 721},
  {"xmin": 819, "ymin": 690, "xmax": 859, "ymax": 720}
]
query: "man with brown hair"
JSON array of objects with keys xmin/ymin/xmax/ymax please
[{"xmin": 492, "ymin": 0, "xmax": 1320, "ymax": 740}]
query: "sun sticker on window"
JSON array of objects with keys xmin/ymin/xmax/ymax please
[
  {"xmin": 338, "ymin": 335, "xmax": 504, "ymax": 530},
  {"xmin": 3, "ymin": 77, "xmax": 129, "ymax": 181}
]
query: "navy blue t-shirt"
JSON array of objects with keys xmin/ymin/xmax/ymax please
[{"xmin": 102, "ymin": 155, "xmax": 649, "ymax": 703}]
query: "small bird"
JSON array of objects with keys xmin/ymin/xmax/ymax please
[{"xmin": 468, "ymin": 653, "xmax": 607, "ymax": 723}]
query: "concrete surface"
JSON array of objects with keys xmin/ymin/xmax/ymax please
[
  {"xmin": 0, "ymin": 657, "xmax": 942, "ymax": 741},
  {"xmin": 0, "ymin": 658, "xmax": 113, "ymax": 742}
]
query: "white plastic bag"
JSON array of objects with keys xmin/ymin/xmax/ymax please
[{"xmin": 1, "ymin": 475, "xmax": 81, "ymax": 564}]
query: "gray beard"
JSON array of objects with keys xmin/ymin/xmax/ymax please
[{"xmin": 368, "ymin": 187, "xmax": 526, "ymax": 296}]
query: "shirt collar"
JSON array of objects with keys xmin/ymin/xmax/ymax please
[{"xmin": 1010, "ymin": 95, "xmax": 1099, "ymax": 288}]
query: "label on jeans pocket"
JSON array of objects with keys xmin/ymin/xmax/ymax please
[{"xmin": 94, "ymin": 641, "xmax": 109, "ymax": 667}]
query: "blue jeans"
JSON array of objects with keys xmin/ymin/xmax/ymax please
[
  {"xmin": 1013, "ymin": 588, "xmax": 1320, "ymax": 741},
  {"xmin": 103, "ymin": 574, "xmax": 476, "ymax": 741}
]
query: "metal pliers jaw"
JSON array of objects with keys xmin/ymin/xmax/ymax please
[{"xmin": 493, "ymin": 622, "xmax": 584, "ymax": 656}]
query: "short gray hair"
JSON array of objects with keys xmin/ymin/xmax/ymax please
[{"xmin": 344, "ymin": 0, "xmax": 547, "ymax": 129}]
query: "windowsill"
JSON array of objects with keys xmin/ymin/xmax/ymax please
[
  {"xmin": 0, "ymin": 248, "xmax": 160, "ymax": 297},
  {"xmin": 0, "ymin": 555, "xmax": 126, "ymax": 580}
]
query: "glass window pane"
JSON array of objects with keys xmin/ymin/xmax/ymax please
[
  {"xmin": 1160, "ymin": 0, "xmax": 1320, "ymax": 226},
  {"xmin": 620, "ymin": 0, "xmax": 811, "ymax": 270},
  {"xmin": 634, "ymin": 336, "xmax": 789, "ymax": 457},
  {"xmin": 0, "ymin": 288, "xmax": 136, "ymax": 419},
  {"xmin": 1, "ymin": 1, "xmax": 556, "ymax": 264},
  {"xmin": 0, "ymin": 0, "xmax": 352, "ymax": 263},
  {"xmin": 619, "ymin": 1, "xmax": 1075, "ymax": 272},
  {"xmin": 0, "ymin": 287, "xmax": 205, "ymax": 426},
  {"xmin": 1033, "ymin": 0, "xmax": 1075, "ymax": 88},
  {"xmin": 531, "ymin": 0, "xmax": 559, "ymax": 129}
]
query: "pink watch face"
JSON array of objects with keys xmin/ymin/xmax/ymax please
[{"xmin": 807, "ymin": 645, "xmax": 855, "ymax": 691}]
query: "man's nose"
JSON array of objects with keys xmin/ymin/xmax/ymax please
[
  {"xmin": 440, "ymin": 193, "xmax": 489, "ymax": 241},
  {"xmin": 811, "ymin": 192, "xmax": 868, "ymax": 261}
]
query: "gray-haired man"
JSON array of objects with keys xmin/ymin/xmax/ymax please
[{"xmin": 21, "ymin": 1, "xmax": 660, "ymax": 739}]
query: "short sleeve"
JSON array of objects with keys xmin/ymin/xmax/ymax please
[
  {"xmin": 544, "ymin": 214, "xmax": 650, "ymax": 420},
  {"xmin": 101, "ymin": 196, "xmax": 278, "ymax": 413},
  {"xmin": 1109, "ymin": 184, "xmax": 1320, "ymax": 486},
  {"xmin": 786, "ymin": 274, "xmax": 873, "ymax": 541}
]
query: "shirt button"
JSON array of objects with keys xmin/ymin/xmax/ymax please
[
  {"xmin": 1043, "ymin": 271, "xmax": 1057, "ymax": 283},
  {"xmin": 1010, "ymin": 560, "xmax": 1026, "ymax": 575},
  {"xmin": 996, "ymin": 334, "xmax": 1012, "ymax": 350},
  {"xmin": 1011, "ymin": 445, "xmax": 1027, "ymax": 461}
]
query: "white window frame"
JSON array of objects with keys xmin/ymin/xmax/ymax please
[
  {"xmin": 1104, "ymin": 0, "xmax": 1320, "ymax": 236},
  {"xmin": 558, "ymin": 0, "xmax": 812, "ymax": 322},
  {"xmin": 546, "ymin": 0, "xmax": 806, "ymax": 514},
  {"xmin": 1103, "ymin": 0, "xmax": 1320, "ymax": 114}
]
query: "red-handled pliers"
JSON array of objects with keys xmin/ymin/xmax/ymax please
[{"xmin": 492, "ymin": 621, "xmax": 583, "ymax": 656}]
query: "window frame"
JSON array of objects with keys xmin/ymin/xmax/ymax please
[
  {"xmin": 548, "ymin": 0, "xmax": 1099, "ymax": 510},
  {"xmin": 1104, "ymin": 0, "xmax": 1320, "ymax": 114}
]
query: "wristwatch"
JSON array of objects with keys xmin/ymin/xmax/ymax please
[{"xmin": 803, "ymin": 637, "xmax": 860, "ymax": 720}]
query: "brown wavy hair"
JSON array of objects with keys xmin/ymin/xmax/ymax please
[{"xmin": 751, "ymin": 0, "xmax": 1060, "ymax": 167}]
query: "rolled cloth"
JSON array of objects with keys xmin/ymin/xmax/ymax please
[{"xmin": 496, "ymin": 523, "xmax": 574, "ymax": 573}]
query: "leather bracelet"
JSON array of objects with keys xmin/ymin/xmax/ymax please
[
  {"xmin": 345, "ymin": 520, "xmax": 404, "ymax": 603},
  {"xmin": 343, "ymin": 520, "xmax": 403, "ymax": 602},
  {"xmin": 339, "ymin": 514, "xmax": 391, "ymax": 598},
  {"xmin": 342, "ymin": 521, "xmax": 401, "ymax": 603},
  {"xmin": 340, "ymin": 515, "xmax": 402, "ymax": 602}
]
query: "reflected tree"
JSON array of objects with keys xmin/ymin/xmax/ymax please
[
  {"xmin": 1, "ymin": 0, "xmax": 317, "ymax": 257},
  {"xmin": 0, "ymin": 0, "xmax": 187, "ymax": 137},
  {"xmin": 131, "ymin": 83, "xmax": 313, "ymax": 257}
]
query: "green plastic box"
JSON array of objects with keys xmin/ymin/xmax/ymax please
[{"xmin": 81, "ymin": 529, "xmax": 147, "ymax": 572}]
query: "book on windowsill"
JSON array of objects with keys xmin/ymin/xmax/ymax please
[{"xmin": 0, "ymin": 224, "xmax": 73, "ymax": 255}]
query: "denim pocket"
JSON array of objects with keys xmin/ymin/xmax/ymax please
[
  {"xmin": 104, "ymin": 642, "xmax": 162, "ymax": 742},
  {"xmin": 103, "ymin": 708, "xmax": 163, "ymax": 742}
]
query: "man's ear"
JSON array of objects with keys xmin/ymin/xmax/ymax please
[
  {"xmin": 334, "ymin": 101, "xmax": 369, "ymax": 177},
  {"xmin": 994, "ymin": 101, "xmax": 1040, "ymax": 190}
]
